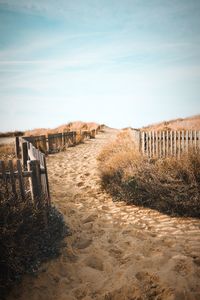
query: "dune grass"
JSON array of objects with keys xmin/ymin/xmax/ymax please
[
  {"xmin": 0, "ymin": 188, "xmax": 68, "ymax": 300},
  {"xmin": 98, "ymin": 131, "xmax": 200, "ymax": 218}
]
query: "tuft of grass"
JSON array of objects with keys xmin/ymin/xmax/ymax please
[
  {"xmin": 98, "ymin": 131, "xmax": 200, "ymax": 218},
  {"xmin": 0, "ymin": 143, "xmax": 15, "ymax": 160}
]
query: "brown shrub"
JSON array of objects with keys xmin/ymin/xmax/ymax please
[
  {"xmin": 98, "ymin": 131, "xmax": 200, "ymax": 218},
  {"xmin": 0, "ymin": 189, "xmax": 68, "ymax": 299}
]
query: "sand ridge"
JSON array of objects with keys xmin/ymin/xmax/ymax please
[{"xmin": 8, "ymin": 128, "xmax": 200, "ymax": 300}]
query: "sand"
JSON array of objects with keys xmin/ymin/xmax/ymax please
[{"xmin": 8, "ymin": 127, "xmax": 200, "ymax": 300}]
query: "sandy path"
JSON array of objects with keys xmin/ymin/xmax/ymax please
[{"xmin": 8, "ymin": 128, "xmax": 200, "ymax": 300}]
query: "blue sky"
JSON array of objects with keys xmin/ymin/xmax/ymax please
[{"xmin": 0, "ymin": 0, "xmax": 200, "ymax": 131}]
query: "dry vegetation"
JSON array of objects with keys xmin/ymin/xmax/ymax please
[
  {"xmin": 98, "ymin": 131, "xmax": 200, "ymax": 218},
  {"xmin": 24, "ymin": 121, "xmax": 100, "ymax": 136},
  {"xmin": 142, "ymin": 114, "xmax": 200, "ymax": 131},
  {"xmin": 0, "ymin": 143, "xmax": 15, "ymax": 160},
  {"xmin": 0, "ymin": 187, "xmax": 68, "ymax": 300}
]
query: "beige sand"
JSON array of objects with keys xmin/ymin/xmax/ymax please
[{"xmin": 8, "ymin": 128, "xmax": 200, "ymax": 300}]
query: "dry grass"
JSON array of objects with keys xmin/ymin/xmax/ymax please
[
  {"xmin": 98, "ymin": 131, "xmax": 200, "ymax": 218},
  {"xmin": 24, "ymin": 121, "xmax": 100, "ymax": 137},
  {"xmin": 0, "ymin": 131, "xmax": 24, "ymax": 138},
  {"xmin": 0, "ymin": 143, "xmax": 15, "ymax": 160},
  {"xmin": 142, "ymin": 114, "xmax": 200, "ymax": 131},
  {"xmin": 0, "ymin": 188, "xmax": 68, "ymax": 299}
]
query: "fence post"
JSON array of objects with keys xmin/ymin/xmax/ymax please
[
  {"xmin": 15, "ymin": 136, "xmax": 20, "ymax": 159},
  {"xmin": 22, "ymin": 141, "xmax": 28, "ymax": 169},
  {"xmin": 28, "ymin": 160, "xmax": 42, "ymax": 205},
  {"xmin": 17, "ymin": 159, "xmax": 25, "ymax": 200},
  {"xmin": 42, "ymin": 155, "xmax": 51, "ymax": 205},
  {"xmin": 8, "ymin": 160, "xmax": 17, "ymax": 197}
]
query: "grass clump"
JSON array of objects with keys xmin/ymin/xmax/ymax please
[
  {"xmin": 98, "ymin": 130, "xmax": 200, "ymax": 218},
  {"xmin": 0, "ymin": 190, "xmax": 68, "ymax": 300}
]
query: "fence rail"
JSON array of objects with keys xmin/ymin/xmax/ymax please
[{"xmin": 131, "ymin": 129, "xmax": 200, "ymax": 158}]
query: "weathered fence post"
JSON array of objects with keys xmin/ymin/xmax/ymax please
[
  {"xmin": 22, "ymin": 141, "xmax": 29, "ymax": 169},
  {"xmin": 8, "ymin": 160, "xmax": 17, "ymax": 197},
  {"xmin": 15, "ymin": 136, "xmax": 20, "ymax": 159},
  {"xmin": 28, "ymin": 160, "xmax": 42, "ymax": 205},
  {"xmin": 16, "ymin": 160, "xmax": 25, "ymax": 200}
]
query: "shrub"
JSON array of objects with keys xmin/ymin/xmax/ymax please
[
  {"xmin": 98, "ymin": 130, "xmax": 200, "ymax": 218},
  {"xmin": 0, "ymin": 190, "xmax": 68, "ymax": 299}
]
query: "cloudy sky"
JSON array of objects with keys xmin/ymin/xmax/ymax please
[{"xmin": 0, "ymin": 0, "xmax": 200, "ymax": 131}]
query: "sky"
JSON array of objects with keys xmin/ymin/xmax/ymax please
[{"xmin": 0, "ymin": 0, "xmax": 200, "ymax": 131}]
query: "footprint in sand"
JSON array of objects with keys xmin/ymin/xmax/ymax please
[
  {"xmin": 84, "ymin": 255, "xmax": 104, "ymax": 271},
  {"xmin": 73, "ymin": 238, "xmax": 92, "ymax": 250}
]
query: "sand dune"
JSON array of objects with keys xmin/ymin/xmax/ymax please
[{"xmin": 8, "ymin": 127, "xmax": 200, "ymax": 300}]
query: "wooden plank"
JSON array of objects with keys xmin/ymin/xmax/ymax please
[
  {"xmin": 17, "ymin": 160, "xmax": 25, "ymax": 200},
  {"xmin": 28, "ymin": 160, "xmax": 42, "ymax": 205},
  {"xmin": 181, "ymin": 130, "xmax": 185, "ymax": 155},
  {"xmin": 22, "ymin": 141, "xmax": 28, "ymax": 169},
  {"xmin": 174, "ymin": 131, "xmax": 177, "ymax": 157},
  {"xmin": 178, "ymin": 131, "xmax": 181, "ymax": 159},
  {"xmin": 155, "ymin": 131, "xmax": 158, "ymax": 157},
  {"xmin": 15, "ymin": 136, "xmax": 20, "ymax": 159},
  {"xmin": 8, "ymin": 160, "xmax": 17, "ymax": 196},
  {"xmin": 170, "ymin": 131, "xmax": 173, "ymax": 156},
  {"xmin": 186, "ymin": 130, "xmax": 189, "ymax": 153},
  {"xmin": 149, "ymin": 131, "xmax": 152, "ymax": 158},
  {"xmin": 194, "ymin": 130, "xmax": 197, "ymax": 150},
  {"xmin": 42, "ymin": 154, "xmax": 51, "ymax": 205},
  {"xmin": 141, "ymin": 132, "xmax": 145, "ymax": 155},
  {"xmin": 146, "ymin": 132, "xmax": 149, "ymax": 156},
  {"xmin": 159, "ymin": 131, "xmax": 162, "ymax": 158},
  {"xmin": 162, "ymin": 131, "xmax": 165, "ymax": 157},
  {"xmin": 166, "ymin": 131, "xmax": 169, "ymax": 157},
  {"xmin": 152, "ymin": 131, "xmax": 155, "ymax": 157},
  {"xmin": 189, "ymin": 131, "xmax": 193, "ymax": 151}
]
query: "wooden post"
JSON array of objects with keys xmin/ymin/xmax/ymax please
[
  {"xmin": 166, "ymin": 131, "xmax": 169, "ymax": 157},
  {"xmin": 15, "ymin": 136, "xmax": 20, "ymax": 159},
  {"xmin": 28, "ymin": 160, "xmax": 42, "ymax": 205},
  {"xmin": 174, "ymin": 131, "xmax": 177, "ymax": 157},
  {"xmin": 182, "ymin": 130, "xmax": 184, "ymax": 155},
  {"xmin": 178, "ymin": 131, "xmax": 181, "ymax": 159},
  {"xmin": 170, "ymin": 131, "xmax": 173, "ymax": 156},
  {"xmin": 141, "ymin": 132, "xmax": 145, "ymax": 155},
  {"xmin": 155, "ymin": 131, "xmax": 158, "ymax": 157},
  {"xmin": 146, "ymin": 132, "xmax": 149, "ymax": 157},
  {"xmin": 149, "ymin": 131, "xmax": 152, "ymax": 158},
  {"xmin": 186, "ymin": 130, "xmax": 189, "ymax": 153},
  {"xmin": 8, "ymin": 160, "xmax": 17, "ymax": 197},
  {"xmin": 162, "ymin": 131, "xmax": 165, "ymax": 157},
  {"xmin": 22, "ymin": 141, "xmax": 28, "ymax": 170},
  {"xmin": 42, "ymin": 154, "xmax": 51, "ymax": 205},
  {"xmin": 194, "ymin": 130, "xmax": 197, "ymax": 150},
  {"xmin": 159, "ymin": 131, "xmax": 162, "ymax": 158},
  {"xmin": 17, "ymin": 160, "xmax": 25, "ymax": 200},
  {"xmin": 152, "ymin": 131, "xmax": 155, "ymax": 157}
]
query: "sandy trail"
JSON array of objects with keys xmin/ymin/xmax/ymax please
[{"xmin": 8, "ymin": 128, "xmax": 200, "ymax": 300}]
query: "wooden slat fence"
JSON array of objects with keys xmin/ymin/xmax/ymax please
[
  {"xmin": 0, "ymin": 138, "xmax": 50, "ymax": 205},
  {"xmin": 21, "ymin": 129, "xmax": 98, "ymax": 154},
  {"xmin": 140, "ymin": 130, "xmax": 200, "ymax": 158}
]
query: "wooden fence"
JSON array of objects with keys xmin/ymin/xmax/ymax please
[
  {"xmin": 131, "ymin": 129, "xmax": 200, "ymax": 158},
  {"xmin": 19, "ymin": 129, "xmax": 98, "ymax": 155},
  {"xmin": 140, "ymin": 130, "xmax": 200, "ymax": 158},
  {"xmin": 0, "ymin": 139, "xmax": 50, "ymax": 205}
]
